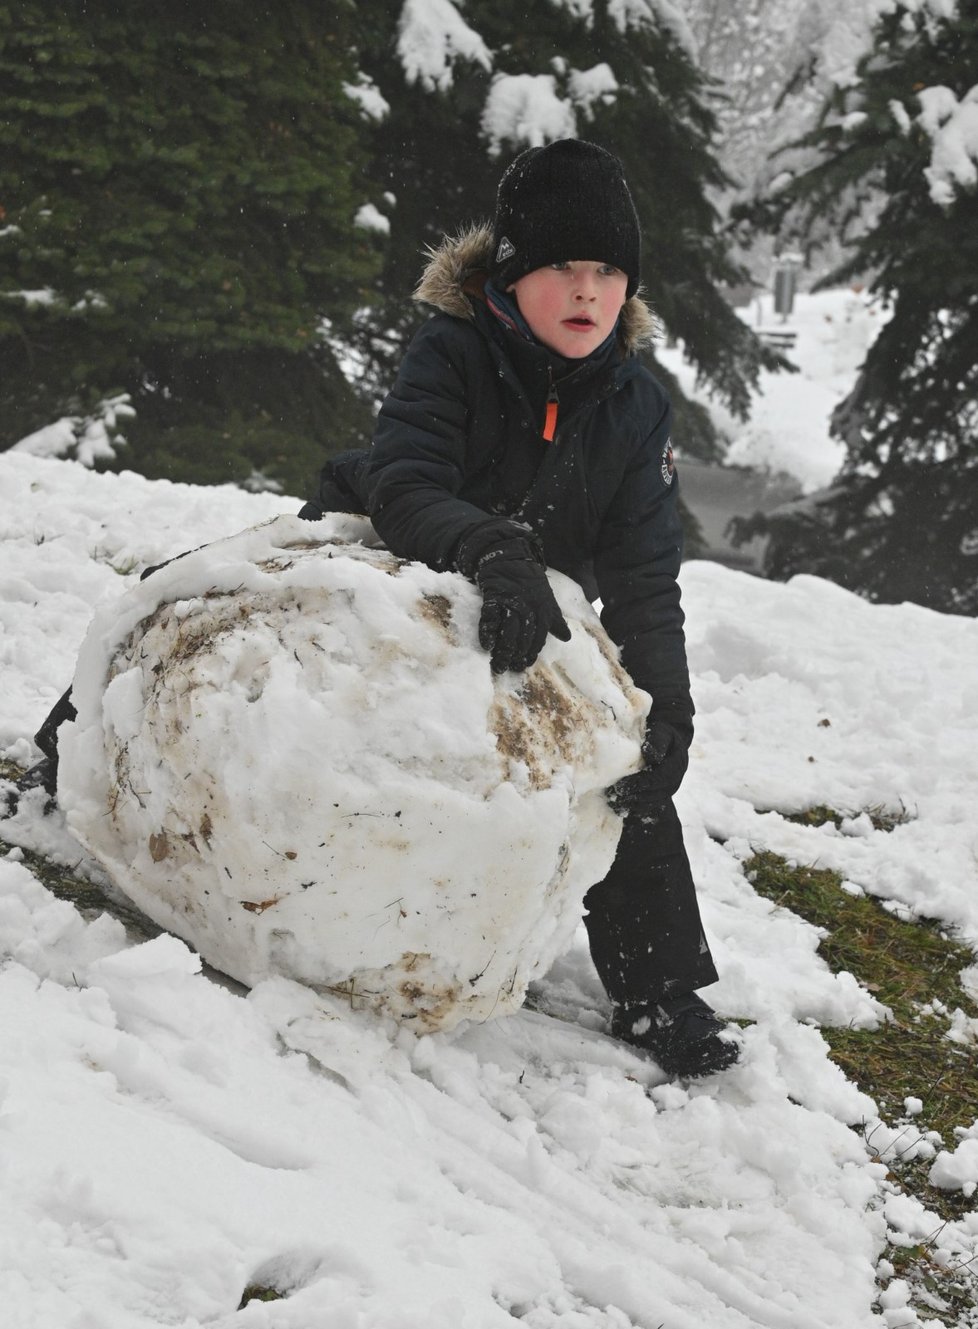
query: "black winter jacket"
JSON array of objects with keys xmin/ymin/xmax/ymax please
[{"xmin": 305, "ymin": 226, "xmax": 693, "ymax": 729}]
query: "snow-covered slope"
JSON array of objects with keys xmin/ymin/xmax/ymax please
[
  {"xmin": 2, "ymin": 446, "xmax": 977, "ymax": 1327},
  {"xmin": 2, "ymin": 284, "xmax": 977, "ymax": 1325}
]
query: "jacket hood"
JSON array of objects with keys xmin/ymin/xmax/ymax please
[{"xmin": 413, "ymin": 223, "xmax": 659, "ymax": 355}]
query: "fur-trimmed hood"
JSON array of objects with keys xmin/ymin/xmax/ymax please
[{"xmin": 413, "ymin": 223, "xmax": 659, "ymax": 355}]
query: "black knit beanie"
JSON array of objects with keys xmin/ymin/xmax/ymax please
[{"xmin": 491, "ymin": 139, "xmax": 641, "ymax": 298}]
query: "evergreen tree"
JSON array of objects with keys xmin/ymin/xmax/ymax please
[
  {"xmin": 347, "ymin": 0, "xmax": 782, "ymax": 462},
  {"xmin": 675, "ymin": 0, "xmax": 885, "ymax": 284},
  {"xmin": 340, "ymin": 0, "xmax": 494, "ymax": 400},
  {"xmin": 735, "ymin": 0, "xmax": 978, "ymax": 614},
  {"xmin": 0, "ymin": 2, "xmax": 382, "ymax": 496}
]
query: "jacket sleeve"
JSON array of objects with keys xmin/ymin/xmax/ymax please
[
  {"xmin": 593, "ymin": 400, "xmax": 693, "ymax": 730},
  {"xmin": 362, "ymin": 317, "xmax": 500, "ymax": 568},
  {"xmin": 297, "ymin": 449, "xmax": 371, "ymax": 520}
]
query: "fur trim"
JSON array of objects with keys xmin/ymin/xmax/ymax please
[
  {"xmin": 413, "ymin": 223, "xmax": 493, "ymax": 321},
  {"xmin": 413, "ymin": 223, "xmax": 659, "ymax": 353}
]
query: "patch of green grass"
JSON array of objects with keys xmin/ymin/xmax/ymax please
[
  {"xmin": 1, "ymin": 834, "xmax": 111, "ymax": 911},
  {"xmin": 784, "ymin": 802, "xmax": 913, "ymax": 833},
  {"xmin": 745, "ymin": 849, "xmax": 977, "ymax": 1144},
  {"xmin": 108, "ymin": 554, "xmax": 141, "ymax": 577},
  {"xmin": 237, "ymin": 1284, "xmax": 284, "ymax": 1308},
  {"xmin": 744, "ymin": 842, "xmax": 978, "ymax": 1324}
]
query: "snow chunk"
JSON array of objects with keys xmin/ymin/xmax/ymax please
[
  {"xmin": 89, "ymin": 933, "xmax": 201, "ymax": 982},
  {"xmin": 354, "ymin": 203, "xmax": 390, "ymax": 235},
  {"xmin": 568, "ymin": 63, "xmax": 619, "ymax": 119},
  {"xmin": 889, "ymin": 98, "xmax": 912, "ymax": 134},
  {"xmin": 482, "ymin": 74, "xmax": 577, "ymax": 156},
  {"xmin": 343, "ymin": 74, "xmax": 389, "ymax": 122},
  {"xmin": 929, "ymin": 1122, "xmax": 978, "ymax": 1195},
  {"xmin": 945, "ymin": 1005, "xmax": 978, "ymax": 1045},
  {"xmin": 59, "ymin": 515, "xmax": 648, "ymax": 1033},
  {"xmin": 1, "ymin": 287, "xmax": 56, "ymax": 306},
  {"xmin": 397, "ymin": 0, "xmax": 492, "ymax": 93},
  {"xmin": 840, "ymin": 111, "xmax": 868, "ymax": 131},
  {"xmin": 918, "ymin": 83, "xmax": 978, "ymax": 206}
]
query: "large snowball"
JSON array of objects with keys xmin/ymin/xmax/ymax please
[{"xmin": 59, "ymin": 515, "xmax": 648, "ymax": 1031}]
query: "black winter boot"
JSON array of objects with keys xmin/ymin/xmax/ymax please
[
  {"xmin": 3, "ymin": 687, "xmax": 76, "ymax": 817},
  {"xmin": 611, "ymin": 992, "xmax": 740, "ymax": 1077}
]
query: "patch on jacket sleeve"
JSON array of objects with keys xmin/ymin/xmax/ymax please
[{"xmin": 660, "ymin": 439, "xmax": 675, "ymax": 486}]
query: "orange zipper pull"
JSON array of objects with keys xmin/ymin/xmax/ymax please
[{"xmin": 543, "ymin": 386, "xmax": 559, "ymax": 441}]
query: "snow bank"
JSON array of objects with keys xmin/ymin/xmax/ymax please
[{"xmin": 58, "ymin": 514, "xmax": 647, "ymax": 1031}]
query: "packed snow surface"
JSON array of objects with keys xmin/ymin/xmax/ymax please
[
  {"xmin": 2, "ymin": 288, "xmax": 977, "ymax": 1326},
  {"xmin": 58, "ymin": 514, "xmax": 645, "ymax": 1030}
]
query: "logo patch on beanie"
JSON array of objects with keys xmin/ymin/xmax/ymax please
[
  {"xmin": 495, "ymin": 236, "xmax": 516, "ymax": 264},
  {"xmin": 660, "ymin": 439, "xmax": 675, "ymax": 486}
]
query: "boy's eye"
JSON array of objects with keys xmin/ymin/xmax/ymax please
[
  {"xmin": 551, "ymin": 261, "xmax": 570, "ymax": 270},
  {"xmin": 598, "ymin": 264, "xmax": 622, "ymax": 276}
]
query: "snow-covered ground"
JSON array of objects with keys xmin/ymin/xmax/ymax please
[{"xmin": 2, "ymin": 290, "xmax": 977, "ymax": 1328}]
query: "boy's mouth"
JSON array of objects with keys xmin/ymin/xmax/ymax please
[{"xmin": 564, "ymin": 315, "xmax": 596, "ymax": 328}]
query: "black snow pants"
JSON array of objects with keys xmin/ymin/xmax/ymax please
[{"xmin": 583, "ymin": 799, "xmax": 719, "ymax": 1008}]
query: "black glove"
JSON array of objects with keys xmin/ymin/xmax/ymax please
[
  {"xmin": 606, "ymin": 718, "xmax": 691, "ymax": 815},
  {"xmin": 456, "ymin": 525, "xmax": 571, "ymax": 674}
]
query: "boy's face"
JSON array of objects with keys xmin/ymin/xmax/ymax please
[{"xmin": 508, "ymin": 261, "xmax": 629, "ymax": 359}]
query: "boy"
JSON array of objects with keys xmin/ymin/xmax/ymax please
[{"xmin": 301, "ymin": 139, "xmax": 739, "ymax": 1077}]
